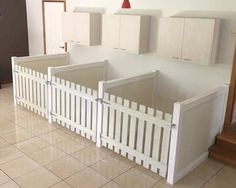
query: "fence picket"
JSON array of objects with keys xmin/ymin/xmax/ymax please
[
  {"xmin": 70, "ymin": 82, "xmax": 76, "ymax": 132},
  {"xmin": 121, "ymin": 99, "xmax": 130, "ymax": 157},
  {"xmin": 108, "ymin": 94, "xmax": 116, "ymax": 150},
  {"xmin": 102, "ymin": 93, "xmax": 109, "ymax": 147},
  {"xmin": 128, "ymin": 102, "xmax": 138, "ymax": 161},
  {"xmin": 86, "ymin": 88, "xmax": 92, "ymax": 140},
  {"xmin": 143, "ymin": 107, "xmax": 155, "ymax": 168},
  {"xmin": 114, "ymin": 97, "xmax": 123, "ymax": 154},
  {"xmin": 81, "ymin": 86, "xmax": 87, "ymax": 137},
  {"xmin": 56, "ymin": 77, "xmax": 61, "ymax": 124},
  {"xmin": 75, "ymin": 84, "xmax": 81, "ymax": 134},
  {"xmin": 92, "ymin": 90, "xmax": 98, "ymax": 142},
  {"xmin": 136, "ymin": 105, "xmax": 146, "ymax": 165},
  {"xmin": 66, "ymin": 81, "xmax": 71, "ymax": 129}
]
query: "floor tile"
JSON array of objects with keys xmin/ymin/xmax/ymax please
[
  {"xmin": 0, "ymin": 123, "xmax": 19, "ymax": 136},
  {"xmin": 23, "ymin": 121, "xmax": 56, "ymax": 136},
  {"xmin": 0, "ymin": 137, "xmax": 9, "ymax": 149},
  {"xmin": 72, "ymin": 145, "xmax": 110, "ymax": 165},
  {"xmin": 189, "ymin": 159, "xmax": 223, "ymax": 181},
  {"xmin": 1, "ymin": 128, "xmax": 34, "ymax": 144},
  {"xmin": 54, "ymin": 137, "xmax": 91, "ymax": 154},
  {"xmin": 45, "ymin": 156, "xmax": 86, "ymax": 179},
  {"xmin": 50, "ymin": 181, "xmax": 72, "ymax": 188},
  {"xmin": 40, "ymin": 129, "xmax": 71, "ymax": 144},
  {"xmin": 15, "ymin": 167, "xmax": 61, "ymax": 188},
  {"xmin": 0, "ymin": 156, "xmax": 40, "ymax": 178},
  {"xmin": 202, "ymin": 166, "xmax": 236, "ymax": 188},
  {"xmin": 91, "ymin": 156, "xmax": 133, "ymax": 179},
  {"xmin": 114, "ymin": 168, "xmax": 158, "ymax": 188},
  {"xmin": 14, "ymin": 137, "xmax": 50, "ymax": 154},
  {"xmin": 0, "ymin": 146, "xmax": 23, "ymax": 164},
  {"xmin": 101, "ymin": 181, "xmax": 123, "ymax": 188},
  {"xmin": 160, "ymin": 174, "xmax": 206, "ymax": 188},
  {"xmin": 0, "ymin": 181, "xmax": 21, "ymax": 188},
  {"xmin": 151, "ymin": 182, "xmax": 171, "ymax": 188},
  {"xmin": 0, "ymin": 170, "xmax": 11, "ymax": 185},
  {"xmin": 65, "ymin": 168, "xmax": 110, "ymax": 188},
  {"xmin": 28, "ymin": 146, "xmax": 66, "ymax": 165}
]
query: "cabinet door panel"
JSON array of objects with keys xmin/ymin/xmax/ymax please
[
  {"xmin": 102, "ymin": 15, "xmax": 120, "ymax": 49},
  {"xmin": 74, "ymin": 13, "xmax": 90, "ymax": 45},
  {"xmin": 182, "ymin": 19, "xmax": 215, "ymax": 65},
  {"xmin": 157, "ymin": 18, "xmax": 185, "ymax": 61},
  {"xmin": 119, "ymin": 15, "xmax": 141, "ymax": 54},
  {"xmin": 62, "ymin": 12, "xmax": 75, "ymax": 42}
]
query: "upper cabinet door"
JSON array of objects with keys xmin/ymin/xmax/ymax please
[
  {"xmin": 62, "ymin": 12, "xmax": 75, "ymax": 42},
  {"xmin": 74, "ymin": 13, "xmax": 90, "ymax": 45},
  {"xmin": 102, "ymin": 15, "xmax": 120, "ymax": 49},
  {"xmin": 156, "ymin": 18, "xmax": 185, "ymax": 61},
  {"xmin": 119, "ymin": 15, "xmax": 141, "ymax": 54},
  {"xmin": 182, "ymin": 18, "xmax": 218, "ymax": 65}
]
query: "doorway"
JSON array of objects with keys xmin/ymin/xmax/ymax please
[{"xmin": 42, "ymin": 0, "xmax": 67, "ymax": 54}]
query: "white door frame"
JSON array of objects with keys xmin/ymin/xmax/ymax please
[{"xmin": 42, "ymin": 0, "xmax": 67, "ymax": 54}]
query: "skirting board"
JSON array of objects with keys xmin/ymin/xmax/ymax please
[{"xmin": 168, "ymin": 152, "xmax": 208, "ymax": 185}]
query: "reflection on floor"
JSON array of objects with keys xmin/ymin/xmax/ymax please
[{"xmin": 0, "ymin": 84, "xmax": 235, "ymax": 188}]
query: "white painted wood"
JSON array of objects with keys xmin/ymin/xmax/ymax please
[
  {"xmin": 81, "ymin": 86, "xmax": 87, "ymax": 137},
  {"xmin": 44, "ymin": 2, "xmax": 65, "ymax": 54},
  {"xmin": 47, "ymin": 67, "xmax": 54, "ymax": 123},
  {"xmin": 71, "ymin": 82, "xmax": 76, "ymax": 131},
  {"xmin": 86, "ymin": 88, "xmax": 92, "ymax": 140},
  {"xmin": 102, "ymin": 92, "xmax": 109, "ymax": 147},
  {"xmin": 121, "ymin": 99, "xmax": 130, "ymax": 157},
  {"xmin": 61, "ymin": 79, "xmax": 66, "ymax": 127},
  {"xmin": 11, "ymin": 57, "xmax": 17, "ymax": 106},
  {"xmin": 102, "ymin": 15, "xmax": 120, "ymax": 49},
  {"xmin": 143, "ymin": 108, "xmax": 155, "ymax": 168},
  {"xmin": 96, "ymin": 81, "xmax": 104, "ymax": 147},
  {"xmin": 136, "ymin": 105, "xmax": 146, "ymax": 165},
  {"xmin": 182, "ymin": 18, "xmax": 220, "ymax": 65},
  {"xmin": 52, "ymin": 76, "xmax": 56, "ymax": 122},
  {"xmin": 56, "ymin": 77, "xmax": 61, "ymax": 124},
  {"xmin": 157, "ymin": 18, "xmax": 185, "ymax": 62},
  {"xmin": 29, "ymin": 69, "xmax": 33, "ymax": 111},
  {"xmin": 102, "ymin": 14, "xmax": 150, "ymax": 54},
  {"xmin": 62, "ymin": 12, "xmax": 101, "ymax": 46},
  {"xmin": 92, "ymin": 90, "xmax": 98, "ymax": 142},
  {"xmin": 108, "ymin": 94, "xmax": 116, "ymax": 150},
  {"xmin": 75, "ymin": 84, "xmax": 81, "ymax": 132},
  {"xmin": 115, "ymin": 97, "xmax": 123, "ymax": 154},
  {"xmin": 128, "ymin": 102, "xmax": 138, "ymax": 160},
  {"xmin": 66, "ymin": 81, "xmax": 71, "ymax": 129}
]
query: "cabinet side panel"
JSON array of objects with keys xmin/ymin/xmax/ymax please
[{"xmin": 139, "ymin": 16, "xmax": 151, "ymax": 54}]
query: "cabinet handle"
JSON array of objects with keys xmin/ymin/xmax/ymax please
[
  {"xmin": 113, "ymin": 48, "xmax": 119, "ymax": 50},
  {"xmin": 172, "ymin": 56, "xmax": 180, "ymax": 60},
  {"xmin": 183, "ymin": 58, "xmax": 191, "ymax": 61},
  {"xmin": 59, "ymin": 46, "xmax": 65, "ymax": 49}
]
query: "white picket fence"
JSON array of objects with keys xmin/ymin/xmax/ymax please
[
  {"xmin": 12, "ymin": 54, "xmax": 229, "ymax": 183},
  {"xmin": 13, "ymin": 64, "xmax": 48, "ymax": 117}
]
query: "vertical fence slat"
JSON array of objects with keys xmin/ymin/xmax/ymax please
[
  {"xmin": 52, "ymin": 76, "xmax": 56, "ymax": 122},
  {"xmin": 66, "ymin": 81, "xmax": 71, "ymax": 129},
  {"xmin": 56, "ymin": 78, "xmax": 61, "ymax": 124},
  {"xmin": 86, "ymin": 88, "xmax": 92, "ymax": 140},
  {"xmin": 92, "ymin": 90, "xmax": 98, "ymax": 142},
  {"xmin": 40, "ymin": 73, "xmax": 45, "ymax": 116},
  {"xmin": 128, "ymin": 102, "xmax": 138, "ymax": 161},
  {"xmin": 121, "ymin": 99, "xmax": 130, "ymax": 157},
  {"xmin": 61, "ymin": 79, "xmax": 66, "ymax": 127},
  {"xmin": 108, "ymin": 94, "xmax": 116, "ymax": 150},
  {"xmin": 75, "ymin": 84, "xmax": 81, "ymax": 134},
  {"xmin": 114, "ymin": 97, "xmax": 122, "ymax": 154},
  {"xmin": 25, "ymin": 68, "xmax": 29, "ymax": 110},
  {"xmin": 81, "ymin": 86, "xmax": 87, "ymax": 137},
  {"xmin": 143, "ymin": 107, "xmax": 155, "ymax": 168},
  {"xmin": 28, "ymin": 69, "xmax": 33, "ymax": 111},
  {"xmin": 102, "ymin": 93, "xmax": 109, "ymax": 147},
  {"xmin": 36, "ymin": 72, "xmax": 41, "ymax": 115},
  {"xmin": 136, "ymin": 105, "xmax": 146, "ymax": 165},
  {"xmin": 70, "ymin": 83, "xmax": 76, "ymax": 132}
]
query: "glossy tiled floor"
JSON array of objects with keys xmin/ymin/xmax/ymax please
[{"xmin": 0, "ymin": 84, "xmax": 236, "ymax": 188}]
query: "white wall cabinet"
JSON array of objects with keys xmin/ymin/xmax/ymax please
[
  {"xmin": 62, "ymin": 12, "xmax": 101, "ymax": 46},
  {"xmin": 102, "ymin": 14, "xmax": 150, "ymax": 54},
  {"xmin": 157, "ymin": 18, "xmax": 220, "ymax": 65}
]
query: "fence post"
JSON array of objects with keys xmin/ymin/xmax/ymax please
[
  {"xmin": 48, "ymin": 66, "xmax": 54, "ymax": 123},
  {"xmin": 11, "ymin": 57, "xmax": 17, "ymax": 106},
  {"xmin": 96, "ymin": 81, "xmax": 105, "ymax": 147}
]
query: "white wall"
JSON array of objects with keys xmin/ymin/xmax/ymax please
[{"xmin": 26, "ymin": 0, "xmax": 235, "ymax": 112}]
